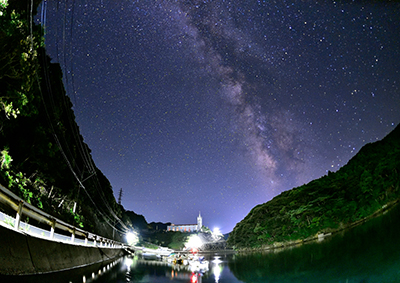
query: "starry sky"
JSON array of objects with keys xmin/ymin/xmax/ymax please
[{"xmin": 36, "ymin": 0, "xmax": 400, "ymax": 233}]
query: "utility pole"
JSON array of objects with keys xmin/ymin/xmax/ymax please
[
  {"xmin": 114, "ymin": 188, "xmax": 123, "ymax": 240},
  {"xmin": 118, "ymin": 188, "xmax": 123, "ymax": 205}
]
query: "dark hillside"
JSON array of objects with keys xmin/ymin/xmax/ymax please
[
  {"xmin": 0, "ymin": 1, "xmax": 124, "ymax": 239},
  {"xmin": 124, "ymin": 210, "xmax": 148, "ymax": 232},
  {"xmin": 227, "ymin": 124, "xmax": 400, "ymax": 249}
]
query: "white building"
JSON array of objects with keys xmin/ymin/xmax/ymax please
[{"xmin": 167, "ymin": 212, "xmax": 202, "ymax": 232}]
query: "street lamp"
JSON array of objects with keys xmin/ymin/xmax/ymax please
[{"xmin": 126, "ymin": 231, "xmax": 138, "ymax": 246}]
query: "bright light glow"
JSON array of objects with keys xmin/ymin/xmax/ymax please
[
  {"xmin": 126, "ymin": 232, "xmax": 139, "ymax": 246},
  {"xmin": 212, "ymin": 256, "xmax": 223, "ymax": 265},
  {"xmin": 212, "ymin": 256, "xmax": 223, "ymax": 282},
  {"xmin": 213, "ymin": 227, "xmax": 221, "ymax": 235},
  {"xmin": 191, "ymin": 273, "xmax": 198, "ymax": 283},
  {"xmin": 124, "ymin": 257, "xmax": 133, "ymax": 269},
  {"xmin": 212, "ymin": 227, "xmax": 223, "ymax": 240},
  {"xmin": 185, "ymin": 235, "xmax": 203, "ymax": 250},
  {"xmin": 213, "ymin": 265, "xmax": 222, "ymax": 283}
]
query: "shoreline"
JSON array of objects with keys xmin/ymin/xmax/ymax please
[{"xmin": 235, "ymin": 199, "xmax": 400, "ymax": 253}]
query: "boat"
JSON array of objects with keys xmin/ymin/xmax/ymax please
[
  {"xmin": 142, "ymin": 252, "xmax": 160, "ymax": 260},
  {"xmin": 188, "ymin": 255, "xmax": 209, "ymax": 271},
  {"xmin": 141, "ymin": 247, "xmax": 173, "ymax": 260},
  {"xmin": 166, "ymin": 253, "xmax": 189, "ymax": 265}
]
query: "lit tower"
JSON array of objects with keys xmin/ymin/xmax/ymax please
[{"xmin": 197, "ymin": 212, "xmax": 202, "ymax": 231}]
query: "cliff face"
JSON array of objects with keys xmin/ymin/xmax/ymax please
[
  {"xmin": 227, "ymin": 124, "xmax": 400, "ymax": 249},
  {"xmin": 0, "ymin": 1, "xmax": 122, "ymax": 238}
]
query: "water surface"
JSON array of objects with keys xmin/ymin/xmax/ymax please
[{"xmin": 2, "ymin": 204, "xmax": 400, "ymax": 282}]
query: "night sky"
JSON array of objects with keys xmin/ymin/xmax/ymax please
[{"xmin": 36, "ymin": 1, "xmax": 400, "ymax": 233}]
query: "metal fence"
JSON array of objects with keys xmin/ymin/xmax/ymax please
[
  {"xmin": 0, "ymin": 184, "xmax": 126, "ymax": 249},
  {"xmin": 0, "ymin": 209, "xmax": 123, "ymax": 247}
]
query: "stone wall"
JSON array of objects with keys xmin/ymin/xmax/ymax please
[{"xmin": 0, "ymin": 225, "xmax": 124, "ymax": 275}]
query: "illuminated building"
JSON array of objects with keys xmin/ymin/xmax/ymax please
[{"xmin": 167, "ymin": 212, "xmax": 202, "ymax": 232}]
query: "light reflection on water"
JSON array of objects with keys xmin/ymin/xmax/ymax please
[
  {"xmin": 2, "ymin": 204, "xmax": 400, "ymax": 282},
  {"xmin": 114, "ymin": 252, "xmax": 242, "ymax": 283}
]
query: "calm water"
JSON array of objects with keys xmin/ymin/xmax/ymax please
[{"xmin": 2, "ymin": 204, "xmax": 400, "ymax": 283}]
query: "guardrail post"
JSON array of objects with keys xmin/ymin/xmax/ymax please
[
  {"xmin": 0, "ymin": 184, "xmax": 126, "ymax": 249},
  {"xmin": 71, "ymin": 227, "xmax": 76, "ymax": 243},
  {"xmin": 14, "ymin": 200, "xmax": 23, "ymax": 231},
  {"xmin": 50, "ymin": 219, "xmax": 56, "ymax": 239}
]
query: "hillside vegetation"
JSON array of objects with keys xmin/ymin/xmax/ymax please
[
  {"xmin": 0, "ymin": 0, "xmax": 128, "ymax": 239},
  {"xmin": 0, "ymin": 1, "xmax": 194, "ymax": 243},
  {"xmin": 227, "ymin": 124, "xmax": 400, "ymax": 249}
]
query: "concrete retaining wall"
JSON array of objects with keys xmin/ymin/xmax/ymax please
[{"xmin": 0, "ymin": 225, "xmax": 124, "ymax": 275}]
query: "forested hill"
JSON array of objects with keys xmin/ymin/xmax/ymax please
[
  {"xmin": 227, "ymin": 124, "xmax": 400, "ymax": 249},
  {"xmin": 0, "ymin": 0, "xmax": 139, "ymax": 239}
]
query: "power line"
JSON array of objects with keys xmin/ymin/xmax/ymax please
[{"xmin": 31, "ymin": 0, "xmax": 130, "ymax": 235}]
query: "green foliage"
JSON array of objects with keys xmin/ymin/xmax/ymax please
[
  {"xmin": 169, "ymin": 232, "xmax": 190, "ymax": 250},
  {"xmin": 144, "ymin": 230, "xmax": 191, "ymax": 250},
  {"xmin": 0, "ymin": 3, "xmax": 122, "ymax": 238},
  {"xmin": 0, "ymin": 148, "xmax": 12, "ymax": 169},
  {"xmin": 0, "ymin": 4, "xmax": 43, "ymax": 120},
  {"xmin": 70, "ymin": 209, "xmax": 84, "ymax": 228},
  {"xmin": 227, "ymin": 124, "xmax": 400, "ymax": 249},
  {"xmin": 1, "ymin": 148, "xmax": 85, "ymax": 228},
  {"xmin": 0, "ymin": 0, "xmax": 8, "ymax": 10},
  {"xmin": 1, "ymin": 150, "xmax": 43, "ymax": 208},
  {"xmin": 202, "ymin": 226, "xmax": 211, "ymax": 233},
  {"xmin": 3, "ymin": 214, "xmax": 14, "ymax": 227},
  {"xmin": 143, "ymin": 242, "xmax": 159, "ymax": 250}
]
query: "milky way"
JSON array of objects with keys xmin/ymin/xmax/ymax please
[{"xmin": 38, "ymin": 0, "xmax": 400, "ymax": 233}]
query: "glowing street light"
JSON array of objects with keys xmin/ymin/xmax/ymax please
[
  {"xmin": 185, "ymin": 234, "xmax": 203, "ymax": 250},
  {"xmin": 126, "ymin": 231, "xmax": 138, "ymax": 246},
  {"xmin": 212, "ymin": 227, "xmax": 222, "ymax": 240}
]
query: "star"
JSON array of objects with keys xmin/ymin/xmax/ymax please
[{"xmin": 37, "ymin": 0, "xmax": 400, "ymax": 233}]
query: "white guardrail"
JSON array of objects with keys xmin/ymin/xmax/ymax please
[{"xmin": 0, "ymin": 183, "xmax": 125, "ymax": 248}]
